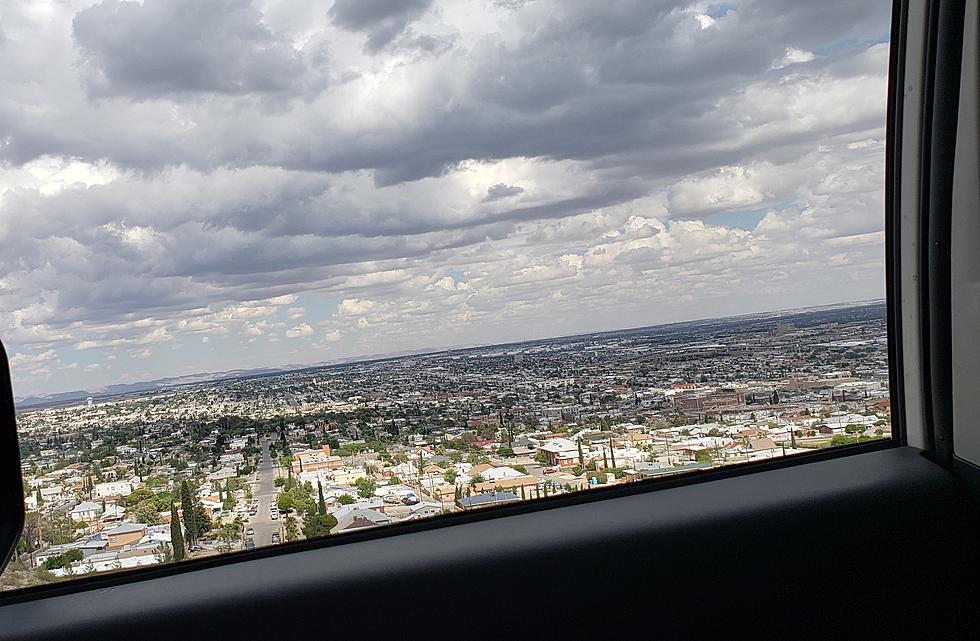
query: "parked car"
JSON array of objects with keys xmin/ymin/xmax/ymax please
[
  {"xmin": 244, "ymin": 538, "xmax": 255, "ymax": 550},
  {"xmin": 383, "ymin": 494, "xmax": 401, "ymax": 505},
  {"xmin": 401, "ymin": 494, "xmax": 420, "ymax": 505},
  {"xmin": 246, "ymin": 527, "xmax": 254, "ymax": 535},
  {"xmin": 544, "ymin": 467, "xmax": 557, "ymax": 474}
]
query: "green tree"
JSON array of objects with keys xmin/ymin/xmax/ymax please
[
  {"xmin": 123, "ymin": 487, "xmax": 156, "ymax": 507},
  {"xmin": 131, "ymin": 501, "xmax": 163, "ymax": 525},
  {"xmin": 443, "ymin": 469, "xmax": 458, "ymax": 484},
  {"xmin": 317, "ymin": 481, "xmax": 327, "ymax": 515},
  {"xmin": 354, "ymin": 477, "xmax": 377, "ymax": 499},
  {"xmin": 179, "ymin": 481, "xmax": 198, "ymax": 546},
  {"xmin": 35, "ymin": 487, "xmax": 42, "ymax": 507},
  {"xmin": 170, "ymin": 502, "xmax": 185, "ymax": 561},
  {"xmin": 194, "ymin": 503, "xmax": 212, "ymax": 537},
  {"xmin": 41, "ymin": 549, "xmax": 83, "ymax": 570},
  {"xmin": 276, "ymin": 493, "xmax": 295, "ymax": 512},
  {"xmin": 302, "ymin": 511, "xmax": 338, "ymax": 539},
  {"xmin": 336, "ymin": 493, "xmax": 356, "ymax": 506},
  {"xmin": 284, "ymin": 515, "xmax": 300, "ymax": 542}
]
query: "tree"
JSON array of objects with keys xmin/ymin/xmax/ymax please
[
  {"xmin": 284, "ymin": 516, "xmax": 300, "ymax": 542},
  {"xmin": 41, "ymin": 511, "xmax": 78, "ymax": 545},
  {"xmin": 179, "ymin": 481, "xmax": 198, "ymax": 546},
  {"xmin": 35, "ymin": 487, "xmax": 42, "ymax": 507},
  {"xmin": 276, "ymin": 494, "xmax": 295, "ymax": 512},
  {"xmin": 131, "ymin": 501, "xmax": 163, "ymax": 525},
  {"xmin": 317, "ymin": 481, "xmax": 326, "ymax": 515},
  {"xmin": 170, "ymin": 502, "xmax": 185, "ymax": 562},
  {"xmin": 354, "ymin": 477, "xmax": 377, "ymax": 499},
  {"xmin": 577, "ymin": 439, "xmax": 585, "ymax": 467},
  {"xmin": 388, "ymin": 476, "xmax": 401, "ymax": 485},
  {"xmin": 41, "ymin": 549, "xmax": 83, "ymax": 571},
  {"xmin": 194, "ymin": 503, "xmax": 212, "ymax": 537},
  {"xmin": 336, "ymin": 493, "xmax": 356, "ymax": 506},
  {"xmin": 443, "ymin": 469, "xmax": 458, "ymax": 484},
  {"xmin": 695, "ymin": 449, "xmax": 713, "ymax": 463},
  {"xmin": 123, "ymin": 487, "xmax": 156, "ymax": 507},
  {"xmin": 609, "ymin": 439, "xmax": 617, "ymax": 469},
  {"xmin": 302, "ymin": 512, "xmax": 337, "ymax": 539},
  {"xmin": 274, "ymin": 477, "xmax": 286, "ymax": 488}
]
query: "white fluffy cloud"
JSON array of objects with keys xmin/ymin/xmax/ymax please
[{"xmin": 285, "ymin": 323, "xmax": 314, "ymax": 338}]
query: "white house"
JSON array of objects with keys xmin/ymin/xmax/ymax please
[{"xmin": 94, "ymin": 481, "xmax": 133, "ymax": 498}]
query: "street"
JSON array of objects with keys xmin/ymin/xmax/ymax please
[{"xmin": 246, "ymin": 439, "xmax": 282, "ymax": 547}]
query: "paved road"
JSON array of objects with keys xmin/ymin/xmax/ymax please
[{"xmin": 246, "ymin": 440, "xmax": 282, "ymax": 547}]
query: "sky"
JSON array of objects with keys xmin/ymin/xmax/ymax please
[{"xmin": 0, "ymin": 0, "xmax": 892, "ymax": 397}]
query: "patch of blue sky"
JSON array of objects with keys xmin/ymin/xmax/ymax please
[
  {"xmin": 813, "ymin": 32, "xmax": 890, "ymax": 57},
  {"xmin": 705, "ymin": 3, "xmax": 736, "ymax": 19},
  {"xmin": 445, "ymin": 268, "xmax": 467, "ymax": 283},
  {"xmin": 281, "ymin": 293, "xmax": 340, "ymax": 323},
  {"xmin": 702, "ymin": 203, "xmax": 790, "ymax": 231}
]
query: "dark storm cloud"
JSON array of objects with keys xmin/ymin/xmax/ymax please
[
  {"xmin": 72, "ymin": 0, "xmax": 305, "ymax": 96},
  {"xmin": 328, "ymin": 0, "xmax": 433, "ymax": 52},
  {"xmin": 1, "ymin": 0, "xmax": 888, "ymax": 182},
  {"xmin": 484, "ymin": 183, "xmax": 525, "ymax": 201}
]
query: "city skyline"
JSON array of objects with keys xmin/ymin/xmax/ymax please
[{"xmin": 11, "ymin": 295, "xmax": 884, "ymax": 403}]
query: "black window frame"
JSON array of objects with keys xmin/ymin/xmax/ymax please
[{"xmin": 0, "ymin": 0, "xmax": 915, "ymax": 604}]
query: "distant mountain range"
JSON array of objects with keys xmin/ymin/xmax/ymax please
[{"xmin": 13, "ymin": 299, "xmax": 884, "ymax": 410}]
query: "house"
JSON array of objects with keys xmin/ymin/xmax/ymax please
[
  {"xmin": 538, "ymin": 438, "xmax": 579, "ymax": 467},
  {"xmin": 94, "ymin": 481, "xmax": 133, "ymax": 498},
  {"xmin": 40, "ymin": 486, "xmax": 66, "ymax": 503},
  {"xmin": 206, "ymin": 467, "xmax": 237, "ymax": 481},
  {"xmin": 333, "ymin": 508, "xmax": 393, "ymax": 533},
  {"xmin": 627, "ymin": 432, "xmax": 654, "ymax": 446},
  {"xmin": 104, "ymin": 523, "xmax": 147, "ymax": 550},
  {"xmin": 290, "ymin": 447, "xmax": 342, "ymax": 473},
  {"xmin": 100, "ymin": 503, "xmax": 126, "ymax": 523},
  {"xmin": 331, "ymin": 500, "xmax": 387, "ymax": 520},
  {"xmin": 70, "ymin": 501, "xmax": 102, "ymax": 523},
  {"xmin": 467, "ymin": 463, "xmax": 494, "ymax": 477},
  {"xmin": 458, "ymin": 492, "xmax": 520, "ymax": 510},
  {"xmin": 748, "ymin": 438, "xmax": 782, "ymax": 459},
  {"xmin": 481, "ymin": 466, "xmax": 523, "ymax": 482},
  {"xmin": 472, "ymin": 475, "xmax": 540, "ymax": 494},
  {"xmin": 405, "ymin": 502, "xmax": 443, "ymax": 520}
]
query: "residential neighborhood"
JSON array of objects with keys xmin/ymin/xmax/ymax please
[{"xmin": 1, "ymin": 301, "xmax": 890, "ymax": 589}]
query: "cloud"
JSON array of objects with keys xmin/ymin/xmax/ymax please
[
  {"xmin": 0, "ymin": 0, "xmax": 893, "ymax": 396},
  {"xmin": 328, "ymin": 0, "xmax": 433, "ymax": 51},
  {"xmin": 285, "ymin": 323, "xmax": 314, "ymax": 338},
  {"xmin": 772, "ymin": 47, "xmax": 816, "ymax": 69},
  {"xmin": 484, "ymin": 183, "xmax": 525, "ymax": 201},
  {"xmin": 72, "ymin": 0, "xmax": 305, "ymax": 97}
]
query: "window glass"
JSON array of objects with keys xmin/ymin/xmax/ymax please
[{"xmin": 0, "ymin": 0, "xmax": 892, "ymax": 589}]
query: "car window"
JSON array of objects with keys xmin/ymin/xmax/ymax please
[{"xmin": 0, "ymin": 0, "xmax": 893, "ymax": 590}]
